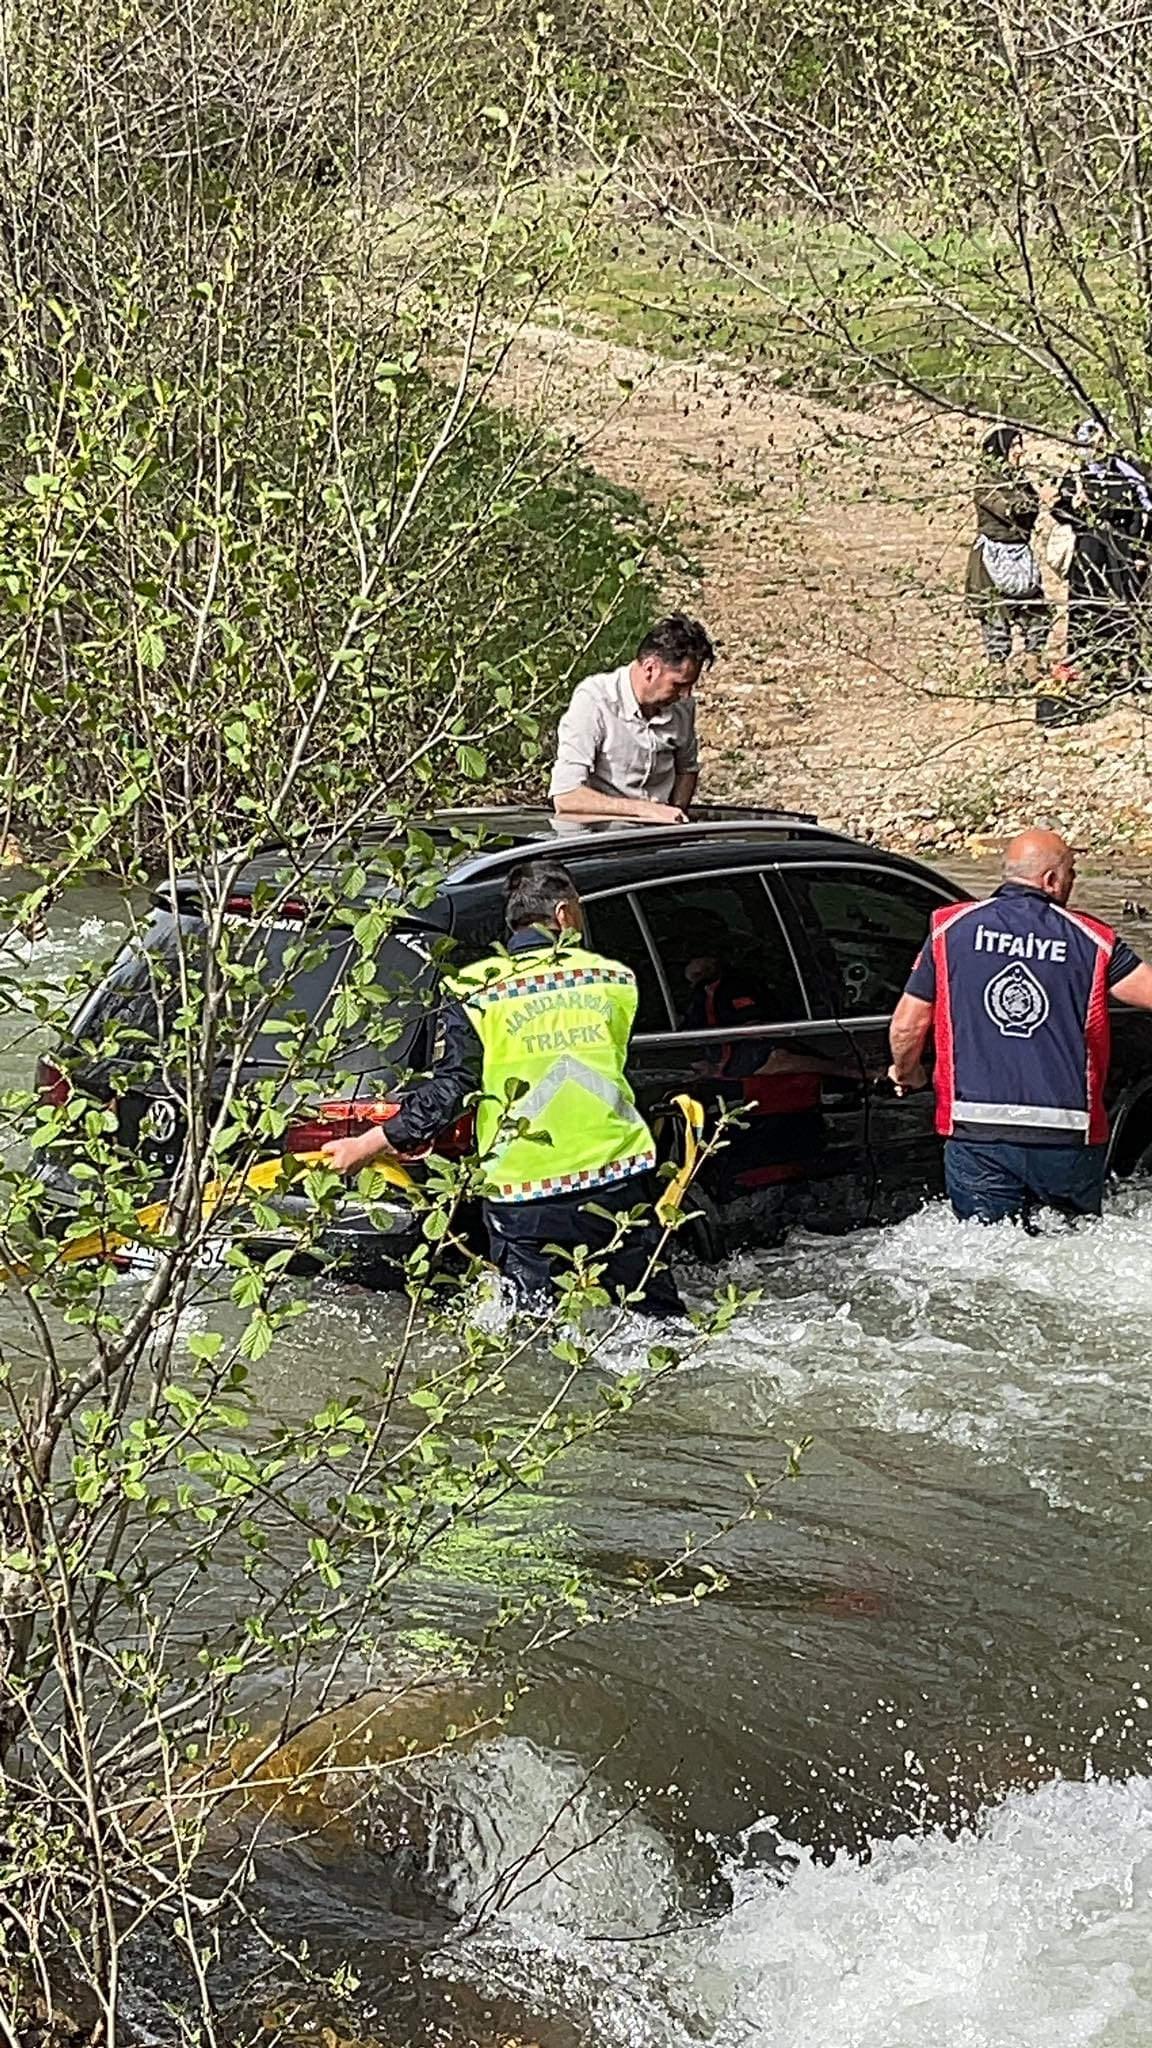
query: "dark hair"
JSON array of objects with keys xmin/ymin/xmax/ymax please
[
  {"xmin": 982, "ymin": 424, "xmax": 1024, "ymax": 464},
  {"xmin": 504, "ymin": 859, "xmax": 579, "ymax": 932},
  {"xmin": 635, "ymin": 614, "xmax": 715, "ymax": 671}
]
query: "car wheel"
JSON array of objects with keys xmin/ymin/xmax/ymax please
[{"xmin": 1125, "ymin": 1134, "xmax": 1152, "ymax": 1179}]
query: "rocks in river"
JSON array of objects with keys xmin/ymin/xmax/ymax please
[
  {"xmin": 135, "ymin": 1676, "xmax": 508, "ymax": 1858},
  {"xmin": 260, "ymin": 1979, "xmax": 585, "ymax": 2048},
  {"xmin": 223, "ymin": 1680, "xmax": 504, "ymax": 1825}
]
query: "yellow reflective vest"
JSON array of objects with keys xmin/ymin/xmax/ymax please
[{"xmin": 448, "ymin": 938, "xmax": 656, "ymax": 1203}]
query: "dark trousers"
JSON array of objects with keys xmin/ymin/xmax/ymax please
[
  {"xmin": 484, "ymin": 1172, "xmax": 682, "ymax": 1317},
  {"xmin": 944, "ymin": 1139, "xmax": 1107, "ymax": 1225},
  {"xmin": 1067, "ymin": 536, "xmax": 1147, "ymax": 672}
]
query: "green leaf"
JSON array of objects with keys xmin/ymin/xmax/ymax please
[{"xmin": 138, "ymin": 625, "xmax": 166, "ymax": 671}]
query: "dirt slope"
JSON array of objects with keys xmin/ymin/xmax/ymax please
[{"xmin": 495, "ymin": 327, "xmax": 1152, "ymax": 855}]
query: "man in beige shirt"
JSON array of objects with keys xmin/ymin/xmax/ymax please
[{"xmin": 549, "ymin": 615, "xmax": 714, "ymax": 824}]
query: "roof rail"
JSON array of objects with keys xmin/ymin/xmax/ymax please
[
  {"xmin": 687, "ymin": 803, "xmax": 818, "ymax": 825},
  {"xmin": 444, "ymin": 814, "xmax": 851, "ymax": 884}
]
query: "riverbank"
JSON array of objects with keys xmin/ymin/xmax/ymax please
[{"xmin": 494, "ymin": 324, "xmax": 1152, "ymax": 855}]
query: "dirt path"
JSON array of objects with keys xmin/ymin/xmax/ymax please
[{"xmin": 495, "ymin": 327, "xmax": 1152, "ymax": 855}]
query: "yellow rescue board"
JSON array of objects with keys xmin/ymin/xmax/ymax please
[
  {"xmin": 657, "ymin": 1094, "xmax": 705, "ymax": 1225},
  {"xmin": 2, "ymin": 1150, "xmax": 417, "ymax": 1283}
]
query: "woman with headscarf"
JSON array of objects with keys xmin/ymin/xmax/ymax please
[
  {"xmin": 966, "ymin": 426, "xmax": 1051, "ymax": 688},
  {"xmin": 1050, "ymin": 419, "xmax": 1152, "ymax": 687}
]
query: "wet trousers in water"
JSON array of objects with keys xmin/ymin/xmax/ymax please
[
  {"xmin": 484, "ymin": 1171, "xmax": 682, "ymax": 1317},
  {"xmin": 944, "ymin": 1139, "xmax": 1107, "ymax": 1225}
]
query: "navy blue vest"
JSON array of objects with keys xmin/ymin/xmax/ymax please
[{"xmin": 929, "ymin": 887, "xmax": 1114, "ymax": 1144}]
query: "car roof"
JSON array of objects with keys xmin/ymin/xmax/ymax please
[
  {"xmin": 424, "ymin": 806, "xmax": 964, "ymax": 896},
  {"xmin": 172, "ymin": 806, "xmax": 965, "ymax": 921},
  {"xmin": 197, "ymin": 805, "xmax": 837, "ymax": 901},
  {"xmin": 423, "ymin": 804, "xmax": 845, "ymax": 886}
]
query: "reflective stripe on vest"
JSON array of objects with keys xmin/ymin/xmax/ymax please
[
  {"xmin": 927, "ymin": 893, "xmax": 1114, "ymax": 1144},
  {"xmin": 449, "ymin": 943, "xmax": 656, "ymax": 1202}
]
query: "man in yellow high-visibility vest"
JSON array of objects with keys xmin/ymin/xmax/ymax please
[{"xmin": 322, "ymin": 859, "xmax": 682, "ymax": 1314}]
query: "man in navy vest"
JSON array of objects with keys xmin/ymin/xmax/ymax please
[{"xmin": 888, "ymin": 829, "xmax": 1152, "ymax": 1222}]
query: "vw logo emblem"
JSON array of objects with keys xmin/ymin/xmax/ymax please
[{"xmin": 142, "ymin": 1098, "xmax": 178, "ymax": 1146}]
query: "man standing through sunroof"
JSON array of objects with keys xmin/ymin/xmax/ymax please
[{"xmin": 549, "ymin": 615, "xmax": 713, "ymax": 825}]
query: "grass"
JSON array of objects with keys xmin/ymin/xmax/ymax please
[{"xmin": 557, "ymin": 208, "xmax": 1116, "ymax": 427}]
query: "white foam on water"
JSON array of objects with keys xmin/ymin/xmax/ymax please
[
  {"xmin": 710, "ymin": 1191, "xmax": 1152, "ymax": 1518},
  {"xmin": 429, "ymin": 1740, "xmax": 1152, "ymax": 2048},
  {"xmin": 654, "ymin": 1774, "xmax": 1152, "ymax": 2048},
  {"xmin": 2, "ymin": 912, "xmax": 116, "ymax": 972},
  {"xmin": 429, "ymin": 1736, "xmax": 681, "ymax": 1942}
]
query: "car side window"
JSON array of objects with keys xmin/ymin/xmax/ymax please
[
  {"xmin": 582, "ymin": 891, "xmax": 671, "ymax": 1032},
  {"xmin": 781, "ymin": 866, "xmax": 949, "ymax": 1017},
  {"xmin": 634, "ymin": 871, "xmax": 805, "ymax": 1029}
]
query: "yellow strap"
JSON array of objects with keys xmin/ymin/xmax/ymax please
[
  {"xmin": 657, "ymin": 1094, "xmax": 705, "ymax": 1225},
  {"xmin": 4, "ymin": 1098, "xmax": 699, "ymax": 1285},
  {"xmin": 2, "ymin": 1150, "xmax": 416, "ymax": 1283}
]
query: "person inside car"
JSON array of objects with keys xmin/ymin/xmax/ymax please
[
  {"xmin": 677, "ymin": 934, "xmax": 859, "ymax": 1192},
  {"xmin": 681, "ymin": 941, "xmax": 776, "ymax": 1078}
]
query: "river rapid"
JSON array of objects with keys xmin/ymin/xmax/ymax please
[{"xmin": 6, "ymin": 858, "xmax": 1152, "ymax": 2046}]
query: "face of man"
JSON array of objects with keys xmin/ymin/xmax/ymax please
[
  {"xmin": 633, "ymin": 656, "xmax": 701, "ymax": 713},
  {"xmin": 684, "ymin": 952, "xmax": 721, "ymax": 987}
]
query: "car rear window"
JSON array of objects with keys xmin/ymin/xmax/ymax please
[
  {"xmin": 71, "ymin": 909, "xmax": 202, "ymax": 1045},
  {"xmin": 70, "ymin": 910, "xmax": 437, "ymax": 1080},
  {"xmin": 246, "ymin": 923, "xmax": 434, "ymax": 1071}
]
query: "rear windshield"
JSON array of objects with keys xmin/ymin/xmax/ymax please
[
  {"xmin": 245, "ymin": 922, "xmax": 435, "ymax": 1072},
  {"xmin": 70, "ymin": 909, "xmax": 202, "ymax": 1045},
  {"xmin": 70, "ymin": 911, "xmax": 436, "ymax": 1080}
]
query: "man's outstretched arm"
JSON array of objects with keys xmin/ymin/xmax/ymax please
[
  {"xmin": 321, "ymin": 996, "xmax": 482, "ymax": 1174},
  {"xmin": 1112, "ymin": 962, "xmax": 1152, "ymax": 1009},
  {"xmin": 888, "ymin": 992, "xmax": 934, "ymax": 1096}
]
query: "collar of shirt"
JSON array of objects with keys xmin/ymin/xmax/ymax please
[
  {"xmin": 507, "ymin": 925, "xmax": 572, "ymax": 956},
  {"xmin": 613, "ymin": 664, "xmax": 646, "ymax": 722},
  {"xmin": 993, "ymin": 882, "xmax": 1052, "ymax": 902}
]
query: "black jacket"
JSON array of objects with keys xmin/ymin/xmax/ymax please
[{"xmin": 385, "ymin": 927, "xmax": 551, "ymax": 1153}]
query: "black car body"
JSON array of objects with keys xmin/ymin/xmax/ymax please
[{"xmin": 33, "ymin": 807, "xmax": 1152, "ymax": 1277}]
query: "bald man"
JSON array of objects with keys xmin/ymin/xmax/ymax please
[{"xmin": 889, "ymin": 830, "xmax": 1152, "ymax": 1223}]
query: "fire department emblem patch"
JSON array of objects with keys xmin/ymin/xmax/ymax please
[{"xmin": 983, "ymin": 960, "xmax": 1050, "ymax": 1038}]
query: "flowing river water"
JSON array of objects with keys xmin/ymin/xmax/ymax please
[{"xmin": 7, "ymin": 856, "xmax": 1152, "ymax": 2045}]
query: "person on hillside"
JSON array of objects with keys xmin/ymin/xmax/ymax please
[
  {"xmin": 888, "ymin": 828, "xmax": 1152, "ymax": 1225},
  {"xmin": 321, "ymin": 859, "xmax": 682, "ymax": 1315},
  {"xmin": 549, "ymin": 615, "xmax": 713, "ymax": 825},
  {"xmin": 1050, "ymin": 419, "xmax": 1152, "ymax": 691},
  {"xmin": 966, "ymin": 426, "xmax": 1051, "ymax": 691}
]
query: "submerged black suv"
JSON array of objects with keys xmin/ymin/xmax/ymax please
[{"xmin": 32, "ymin": 806, "xmax": 1152, "ymax": 1275}]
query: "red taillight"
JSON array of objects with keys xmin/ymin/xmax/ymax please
[
  {"xmin": 225, "ymin": 895, "xmax": 308, "ymax": 920},
  {"xmin": 285, "ymin": 1099, "xmax": 404, "ymax": 1155},
  {"xmin": 36, "ymin": 1056, "xmax": 71, "ymax": 1109},
  {"xmin": 432, "ymin": 1112, "xmax": 475, "ymax": 1159},
  {"xmin": 284, "ymin": 1102, "xmax": 476, "ymax": 1163}
]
